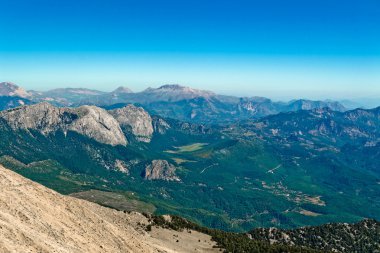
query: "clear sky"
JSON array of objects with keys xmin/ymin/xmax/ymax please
[{"xmin": 1, "ymin": 0, "xmax": 379, "ymax": 100}]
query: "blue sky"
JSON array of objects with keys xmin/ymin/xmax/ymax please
[{"xmin": 1, "ymin": 0, "xmax": 379, "ymax": 100}]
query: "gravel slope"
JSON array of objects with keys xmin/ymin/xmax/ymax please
[{"xmin": 0, "ymin": 165, "xmax": 217, "ymax": 253}]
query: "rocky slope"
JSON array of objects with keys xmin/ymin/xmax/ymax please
[
  {"xmin": 244, "ymin": 106, "xmax": 380, "ymax": 144},
  {"xmin": 109, "ymin": 104, "xmax": 154, "ymax": 142},
  {"xmin": 0, "ymin": 165, "xmax": 221, "ymax": 253},
  {"xmin": 0, "ymin": 164, "xmax": 153, "ymax": 253},
  {"xmin": 0, "ymin": 102, "xmax": 127, "ymax": 146},
  {"xmin": 141, "ymin": 84, "xmax": 216, "ymax": 102},
  {"xmin": 0, "ymin": 102, "xmax": 161, "ymax": 146}
]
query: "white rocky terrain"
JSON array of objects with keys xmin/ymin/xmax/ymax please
[
  {"xmin": 0, "ymin": 102, "xmax": 160, "ymax": 146},
  {"xmin": 142, "ymin": 84, "xmax": 216, "ymax": 102},
  {"xmin": 0, "ymin": 165, "xmax": 219, "ymax": 253},
  {"xmin": 0, "ymin": 103, "xmax": 127, "ymax": 146},
  {"xmin": 109, "ymin": 104, "xmax": 154, "ymax": 142}
]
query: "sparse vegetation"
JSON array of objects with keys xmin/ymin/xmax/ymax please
[
  {"xmin": 249, "ymin": 219, "xmax": 380, "ymax": 253},
  {"xmin": 147, "ymin": 215, "xmax": 323, "ymax": 253}
]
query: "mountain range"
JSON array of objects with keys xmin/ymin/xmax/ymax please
[
  {"xmin": 0, "ymin": 100, "xmax": 379, "ymax": 232},
  {"xmin": 1, "ymin": 81, "xmax": 380, "ymax": 252},
  {"xmin": 0, "ymin": 82, "xmax": 348, "ymax": 122}
]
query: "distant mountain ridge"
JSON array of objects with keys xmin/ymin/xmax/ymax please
[
  {"xmin": 0, "ymin": 82, "xmax": 350, "ymax": 123},
  {"xmin": 246, "ymin": 106, "xmax": 380, "ymax": 144}
]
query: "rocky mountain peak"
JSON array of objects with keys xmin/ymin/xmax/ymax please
[
  {"xmin": 69, "ymin": 105, "xmax": 127, "ymax": 146},
  {"xmin": 136, "ymin": 84, "xmax": 217, "ymax": 104},
  {"xmin": 109, "ymin": 104, "xmax": 153, "ymax": 142},
  {"xmin": 288, "ymin": 99, "xmax": 346, "ymax": 112},
  {"xmin": 144, "ymin": 84, "xmax": 215, "ymax": 97},
  {"xmin": 0, "ymin": 82, "xmax": 31, "ymax": 98},
  {"xmin": 0, "ymin": 102, "xmax": 67, "ymax": 134},
  {"xmin": 0, "ymin": 103, "xmax": 127, "ymax": 146},
  {"xmin": 112, "ymin": 86, "xmax": 133, "ymax": 94}
]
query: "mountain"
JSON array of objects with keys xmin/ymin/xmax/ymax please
[
  {"xmin": 245, "ymin": 107, "xmax": 380, "ymax": 144},
  {"xmin": 249, "ymin": 219, "xmax": 380, "ymax": 252},
  {"xmin": 101, "ymin": 93, "xmax": 348, "ymax": 124},
  {"xmin": 0, "ymin": 102, "xmax": 162, "ymax": 146},
  {"xmin": 0, "ymin": 82, "xmax": 351, "ymax": 123},
  {"xmin": 141, "ymin": 84, "xmax": 216, "ymax": 102},
  {"xmin": 0, "ymin": 102, "xmax": 127, "ymax": 146},
  {"xmin": 0, "ymin": 82, "xmax": 31, "ymax": 98},
  {"xmin": 109, "ymin": 104, "xmax": 154, "ymax": 142},
  {"xmin": 88, "ymin": 84, "xmax": 217, "ymax": 106},
  {"xmin": 111, "ymin": 86, "xmax": 133, "ymax": 94},
  {"xmin": 233, "ymin": 106, "xmax": 380, "ymax": 176},
  {"xmin": 340, "ymin": 98, "xmax": 380, "ymax": 109},
  {"xmin": 285, "ymin": 99, "xmax": 345, "ymax": 112},
  {"xmin": 96, "ymin": 84, "xmax": 348, "ymax": 123},
  {"xmin": 30, "ymin": 87, "xmax": 107, "ymax": 106}
]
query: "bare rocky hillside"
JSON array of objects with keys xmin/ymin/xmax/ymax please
[{"xmin": 0, "ymin": 165, "xmax": 218, "ymax": 253}]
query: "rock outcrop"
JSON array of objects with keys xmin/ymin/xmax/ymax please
[
  {"xmin": 0, "ymin": 103, "xmax": 127, "ymax": 146},
  {"xmin": 152, "ymin": 117, "xmax": 171, "ymax": 134},
  {"xmin": 109, "ymin": 105, "xmax": 154, "ymax": 142},
  {"xmin": 143, "ymin": 160, "xmax": 179, "ymax": 181}
]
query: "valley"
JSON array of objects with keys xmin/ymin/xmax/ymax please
[{"xmin": 0, "ymin": 87, "xmax": 379, "ymax": 233}]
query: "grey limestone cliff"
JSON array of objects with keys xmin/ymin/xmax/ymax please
[
  {"xmin": 109, "ymin": 104, "xmax": 154, "ymax": 142},
  {"xmin": 0, "ymin": 102, "xmax": 127, "ymax": 146}
]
